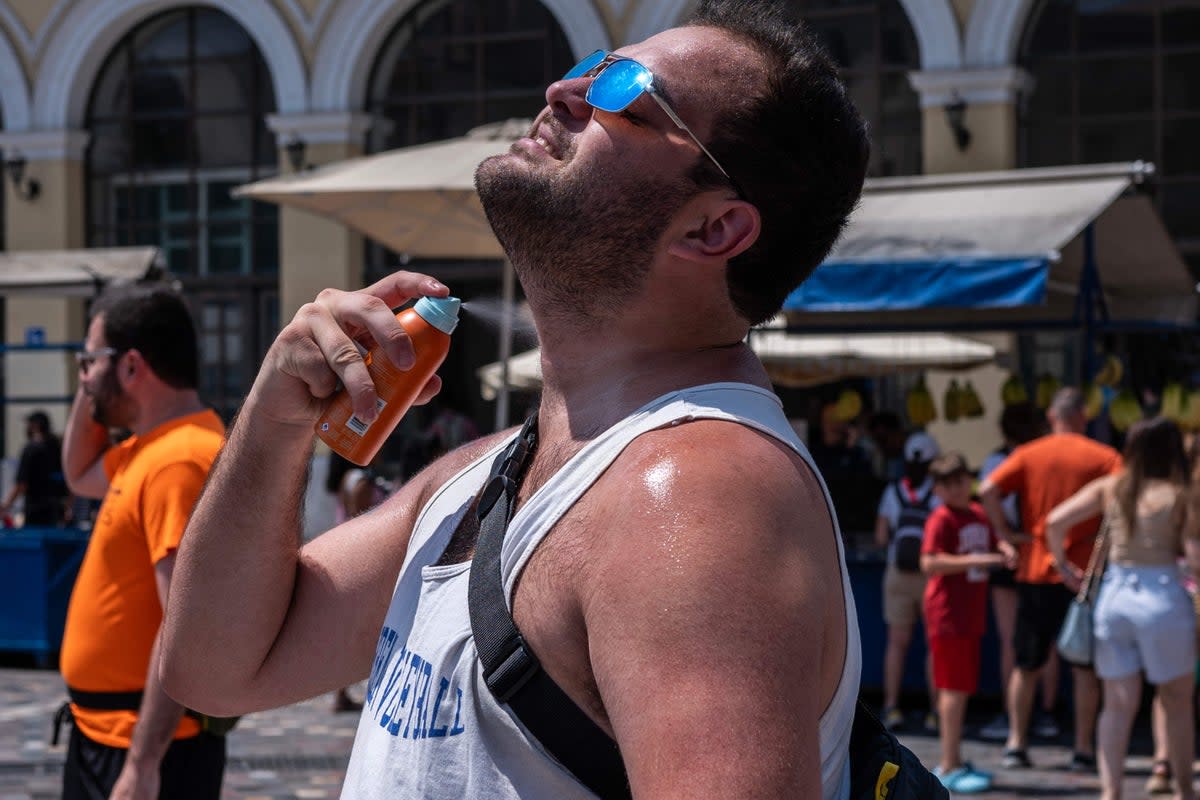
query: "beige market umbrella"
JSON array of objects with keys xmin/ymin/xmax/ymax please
[
  {"xmin": 235, "ymin": 120, "xmax": 530, "ymax": 427},
  {"xmin": 234, "ymin": 120, "xmax": 527, "ymax": 259}
]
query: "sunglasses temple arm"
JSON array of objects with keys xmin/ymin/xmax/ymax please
[{"xmin": 648, "ymin": 91, "xmax": 732, "ymax": 181}]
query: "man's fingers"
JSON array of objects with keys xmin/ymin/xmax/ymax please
[
  {"xmin": 363, "ymin": 271, "xmax": 449, "ymax": 313},
  {"xmin": 302, "ymin": 302, "xmax": 380, "ymax": 422},
  {"xmin": 413, "ymin": 374, "xmax": 443, "ymax": 407},
  {"xmin": 273, "ymin": 280, "xmax": 451, "ymax": 424}
]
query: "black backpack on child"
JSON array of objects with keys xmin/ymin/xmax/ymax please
[
  {"xmin": 467, "ymin": 418, "xmax": 947, "ymax": 800},
  {"xmin": 890, "ymin": 482, "xmax": 934, "ymax": 573}
]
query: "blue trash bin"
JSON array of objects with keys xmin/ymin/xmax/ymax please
[{"xmin": 0, "ymin": 527, "xmax": 89, "ymax": 663}]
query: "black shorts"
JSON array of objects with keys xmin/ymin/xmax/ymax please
[
  {"xmin": 63, "ymin": 724, "xmax": 226, "ymax": 800},
  {"xmin": 989, "ymin": 564, "xmax": 1017, "ymax": 589},
  {"xmin": 1014, "ymin": 581, "xmax": 1074, "ymax": 672}
]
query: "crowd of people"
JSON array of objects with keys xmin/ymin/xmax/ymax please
[{"xmin": 868, "ymin": 387, "xmax": 1200, "ymax": 797}]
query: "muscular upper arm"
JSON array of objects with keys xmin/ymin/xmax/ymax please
[{"xmin": 582, "ymin": 424, "xmax": 838, "ymax": 798}]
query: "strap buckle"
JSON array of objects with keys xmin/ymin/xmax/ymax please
[
  {"xmin": 483, "ymin": 633, "xmax": 542, "ymax": 703},
  {"xmin": 477, "ymin": 415, "xmax": 539, "ymax": 520}
]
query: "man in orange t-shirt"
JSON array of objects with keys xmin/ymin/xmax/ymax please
[
  {"xmin": 59, "ymin": 287, "xmax": 226, "ymax": 800},
  {"xmin": 980, "ymin": 387, "xmax": 1121, "ymax": 775}
]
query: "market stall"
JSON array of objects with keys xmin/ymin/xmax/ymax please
[
  {"xmin": 781, "ymin": 161, "xmax": 1196, "ymax": 696},
  {"xmin": 783, "ymin": 161, "xmax": 1196, "ymax": 377}
]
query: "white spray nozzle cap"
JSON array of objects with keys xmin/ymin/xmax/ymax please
[{"xmin": 413, "ymin": 296, "xmax": 461, "ymax": 334}]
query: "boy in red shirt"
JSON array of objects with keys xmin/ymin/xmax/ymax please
[{"xmin": 922, "ymin": 452, "xmax": 1018, "ymax": 794}]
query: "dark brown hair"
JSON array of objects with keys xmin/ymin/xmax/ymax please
[
  {"xmin": 1115, "ymin": 416, "xmax": 1188, "ymax": 534},
  {"xmin": 686, "ymin": 0, "xmax": 870, "ymax": 325}
]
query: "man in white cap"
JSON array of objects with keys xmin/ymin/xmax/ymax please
[{"xmin": 874, "ymin": 431, "xmax": 942, "ymax": 731}]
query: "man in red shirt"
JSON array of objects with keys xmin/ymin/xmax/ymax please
[
  {"xmin": 922, "ymin": 452, "xmax": 1017, "ymax": 794},
  {"xmin": 979, "ymin": 388, "xmax": 1121, "ymax": 772}
]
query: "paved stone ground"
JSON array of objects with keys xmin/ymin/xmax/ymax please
[
  {"xmin": 0, "ymin": 664, "xmax": 362, "ymax": 800},
  {"xmin": 0, "ymin": 663, "xmax": 1190, "ymax": 798}
]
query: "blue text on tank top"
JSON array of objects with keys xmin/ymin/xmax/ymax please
[{"xmin": 364, "ymin": 626, "xmax": 466, "ymax": 740}]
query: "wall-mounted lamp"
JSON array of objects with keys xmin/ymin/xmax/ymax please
[
  {"xmin": 944, "ymin": 94, "xmax": 971, "ymax": 152},
  {"xmin": 5, "ymin": 152, "xmax": 40, "ymax": 201},
  {"xmin": 285, "ymin": 137, "xmax": 308, "ymax": 172}
]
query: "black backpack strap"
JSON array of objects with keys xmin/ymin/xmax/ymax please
[{"xmin": 467, "ymin": 416, "xmax": 631, "ymax": 799}]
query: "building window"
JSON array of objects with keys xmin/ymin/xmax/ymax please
[
  {"xmin": 1020, "ymin": 0, "xmax": 1200, "ymax": 276},
  {"xmin": 365, "ymin": 0, "xmax": 575, "ymax": 155},
  {"xmin": 85, "ymin": 7, "xmax": 282, "ymax": 419},
  {"xmin": 798, "ymin": 0, "xmax": 923, "ymax": 177},
  {"xmin": 86, "ymin": 8, "xmax": 279, "ymax": 278}
]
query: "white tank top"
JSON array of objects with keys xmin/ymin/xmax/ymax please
[{"xmin": 341, "ymin": 382, "xmax": 861, "ymax": 799}]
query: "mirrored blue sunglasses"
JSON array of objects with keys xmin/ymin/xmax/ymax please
[{"xmin": 563, "ymin": 49, "xmax": 739, "ymax": 190}]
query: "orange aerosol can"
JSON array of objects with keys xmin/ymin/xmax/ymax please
[{"xmin": 315, "ymin": 296, "xmax": 460, "ymax": 465}]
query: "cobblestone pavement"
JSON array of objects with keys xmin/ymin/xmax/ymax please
[
  {"xmin": 0, "ymin": 665, "xmax": 1189, "ymax": 798},
  {"xmin": 0, "ymin": 666, "xmax": 362, "ymax": 800}
]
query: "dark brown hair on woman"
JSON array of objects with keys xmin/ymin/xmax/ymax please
[{"xmin": 1116, "ymin": 416, "xmax": 1189, "ymax": 532}]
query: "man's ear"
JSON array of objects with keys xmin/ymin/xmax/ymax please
[
  {"xmin": 667, "ymin": 198, "xmax": 761, "ymax": 265},
  {"xmin": 119, "ymin": 349, "xmax": 143, "ymax": 386}
]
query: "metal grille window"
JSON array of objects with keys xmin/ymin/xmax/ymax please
[
  {"xmin": 1020, "ymin": 0, "xmax": 1200, "ymax": 277},
  {"xmin": 85, "ymin": 7, "xmax": 282, "ymax": 420},
  {"xmin": 365, "ymin": 0, "xmax": 575, "ymax": 155},
  {"xmin": 86, "ymin": 8, "xmax": 279, "ymax": 278},
  {"xmin": 797, "ymin": 0, "xmax": 923, "ymax": 177}
]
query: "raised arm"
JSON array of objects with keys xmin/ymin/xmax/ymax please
[
  {"xmin": 1045, "ymin": 475, "xmax": 1111, "ymax": 590},
  {"xmin": 160, "ymin": 273, "xmax": 456, "ymax": 715},
  {"xmin": 62, "ymin": 387, "xmax": 112, "ymax": 499},
  {"xmin": 567, "ymin": 425, "xmax": 843, "ymax": 797}
]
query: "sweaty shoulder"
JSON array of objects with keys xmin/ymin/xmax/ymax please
[
  {"xmin": 587, "ymin": 418, "xmax": 838, "ymax": 585},
  {"xmin": 575, "ymin": 419, "xmax": 848, "ymax": 763}
]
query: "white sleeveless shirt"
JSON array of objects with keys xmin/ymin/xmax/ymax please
[{"xmin": 341, "ymin": 383, "xmax": 861, "ymax": 799}]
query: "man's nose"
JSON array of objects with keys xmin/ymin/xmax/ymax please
[{"xmin": 544, "ymin": 75, "xmax": 593, "ymax": 128}]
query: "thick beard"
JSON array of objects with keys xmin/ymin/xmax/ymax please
[
  {"xmin": 475, "ymin": 151, "xmax": 691, "ymax": 326},
  {"xmin": 89, "ymin": 368, "xmax": 133, "ymax": 428}
]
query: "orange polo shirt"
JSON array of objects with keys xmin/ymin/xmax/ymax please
[
  {"xmin": 986, "ymin": 432, "xmax": 1121, "ymax": 584},
  {"xmin": 60, "ymin": 410, "xmax": 225, "ymax": 748}
]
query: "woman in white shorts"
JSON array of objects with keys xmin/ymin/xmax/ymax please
[{"xmin": 1047, "ymin": 417, "xmax": 1198, "ymax": 800}]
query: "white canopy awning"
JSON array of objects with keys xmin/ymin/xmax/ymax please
[
  {"xmin": 478, "ymin": 327, "xmax": 996, "ymax": 398},
  {"xmin": 788, "ymin": 162, "xmax": 1198, "ymax": 327},
  {"xmin": 0, "ymin": 247, "xmax": 162, "ymax": 295}
]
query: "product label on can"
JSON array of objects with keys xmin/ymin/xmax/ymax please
[{"xmin": 346, "ymin": 398, "xmax": 388, "ymax": 437}]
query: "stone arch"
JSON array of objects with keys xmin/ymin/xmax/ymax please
[
  {"xmin": 0, "ymin": 25, "xmax": 30, "ymax": 130},
  {"xmin": 626, "ymin": 0, "xmax": 961, "ymax": 69},
  {"xmin": 32, "ymin": 0, "xmax": 308, "ymax": 128},
  {"xmin": 964, "ymin": 0, "xmax": 1039, "ymax": 68},
  {"xmin": 311, "ymin": 0, "xmax": 611, "ymax": 113}
]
